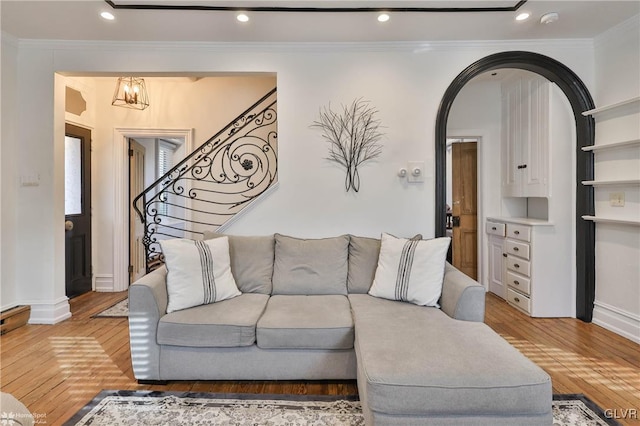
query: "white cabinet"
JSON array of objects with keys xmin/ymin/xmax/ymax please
[
  {"xmin": 487, "ymin": 217, "xmax": 573, "ymax": 317},
  {"xmin": 501, "ymin": 73, "xmax": 551, "ymax": 197},
  {"xmin": 486, "ymin": 221, "xmax": 505, "ymax": 299}
]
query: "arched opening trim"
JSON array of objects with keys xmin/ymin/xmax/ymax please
[{"xmin": 435, "ymin": 51, "xmax": 595, "ymax": 321}]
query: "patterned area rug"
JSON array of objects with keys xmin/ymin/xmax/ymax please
[
  {"xmin": 93, "ymin": 299, "xmax": 128, "ymax": 318},
  {"xmin": 64, "ymin": 391, "xmax": 620, "ymax": 425}
]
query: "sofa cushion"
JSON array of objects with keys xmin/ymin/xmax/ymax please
[
  {"xmin": 369, "ymin": 233, "xmax": 450, "ymax": 307},
  {"xmin": 203, "ymin": 232, "xmax": 274, "ymax": 294},
  {"xmin": 160, "ymin": 237, "xmax": 241, "ymax": 313},
  {"xmin": 272, "ymin": 234, "xmax": 349, "ymax": 295},
  {"xmin": 347, "ymin": 236, "xmax": 380, "ymax": 294},
  {"xmin": 158, "ymin": 294, "xmax": 269, "ymax": 347},
  {"xmin": 349, "ymin": 294, "xmax": 551, "ymax": 417},
  {"xmin": 256, "ymin": 295, "xmax": 354, "ymax": 349}
]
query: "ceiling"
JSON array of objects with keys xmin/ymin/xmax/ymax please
[{"xmin": 1, "ymin": 1, "xmax": 638, "ymax": 43}]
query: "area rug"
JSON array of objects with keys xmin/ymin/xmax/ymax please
[
  {"xmin": 93, "ymin": 299, "xmax": 128, "ymax": 318},
  {"xmin": 64, "ymin": 391, "xmax": 621, "ymax": 425}
]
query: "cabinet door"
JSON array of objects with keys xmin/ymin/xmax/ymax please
[
  {"xmin": 488, "ymin": 235, "xmax": 505, "ymax": 299},
  {"xmin": 501, "ymin": 73, "xmax": 550, "ymax": 198},
  {"xmin": 501, "ymin": 78, "xmax": 521, "ymax": 197},
  {"xmin": 522, "ymin": 76, "xmax": 550, "ymax": 197}
]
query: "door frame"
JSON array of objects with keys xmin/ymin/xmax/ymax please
[
  {"xmin": 113, "ymin": 128, "xmax": 193, "ymax": 292},
  {"xmin": 434, "ymin": 51, "xmax": 595, "ymax": 322},
  {"xmin": 447, "ymin": 134, "xmax": 483, "ymax": 286}
]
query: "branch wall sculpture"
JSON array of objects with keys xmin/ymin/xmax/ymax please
[{"xmin": 311, "ymin": 99, "xmax": 384, "ymax": 192}]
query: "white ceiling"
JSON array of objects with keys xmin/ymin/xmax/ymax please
[{"xmin": 1, "ymin": 1, "xmax": 638, "ymax": 43}]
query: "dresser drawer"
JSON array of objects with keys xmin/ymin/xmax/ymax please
[
  {"xmin": 506, "ymin": 224, "xmax": 531, "ymax": 242},
  {"xmin": 507, "ymin": 288, "xmax": 531, "ymax": 314},
  {"xmin": 486, "ymin": 221, "xmax": 506, "ymax": 237},
  {"xmin": 506, "ymin": 256, "xmax": 531, "ymax": 277},
  {"xmin": 506, "ymin": 271, "xmax": 531, "ymax": 295},
  {"xmin": 505, "ymin": 239, "xmax": 530, "ymax": 260}
]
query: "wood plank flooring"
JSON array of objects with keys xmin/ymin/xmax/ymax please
[{"xmin": 0, "ymin": 291, "xmax": 638, "ymax": 425}]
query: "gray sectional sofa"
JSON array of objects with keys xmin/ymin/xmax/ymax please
[{"xmin": 129, "ymin": 233, "xmax": 552, "ymax": 425}]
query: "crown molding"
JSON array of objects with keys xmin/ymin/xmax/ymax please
[
  {"xmin": 16, "ymin": 38, "xmax": 593, "ymax": 53},
  {"xmin": 594, "ymin": 13, "xmax": 640, "ymax": 49}
]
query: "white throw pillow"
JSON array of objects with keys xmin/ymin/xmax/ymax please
[
  {"xmin": 369, "ymin": 233, "xmax": 451, "ymax": 307},
  {"xmin": 160, "ymin": 237, "xmax": 241, "ymax": 313}
]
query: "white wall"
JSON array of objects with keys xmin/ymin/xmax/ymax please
[
  {"xmin": 592, "ymin": 15, "xmax": 640, "ymax": 343},
  {"xmin": 0, "ymin": 32, "xmax": 19, "ymax": 310},
  {"xmin": 446, "ymin": 78, "xmax": 503, "ymax": 290},
  {"xmin": 3, "ymin": 38, "xmax": 595, "ymax": 323}
]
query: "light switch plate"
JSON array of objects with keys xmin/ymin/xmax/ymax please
[{"xmin": 610, "ymin": 192, "xmax": 625, "ymax": 207}]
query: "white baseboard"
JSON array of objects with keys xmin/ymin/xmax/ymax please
[
  {"xmin": 26, "ymin": 297, "xmax": 71, "ymax": 325},
  {"xmin": 593, "ymin": 301, "xmax": 640, "ymax": 344},
  {"xmin": 95, "ymin": 274, "xmax": 115, "ymax": 292}
]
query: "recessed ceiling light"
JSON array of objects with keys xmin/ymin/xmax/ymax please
[
  {"xmin": 100, "ymin": 11, "xmax": 115, "ymax": 21},
  {"xmin": 237, "ymin": 13, "xmax": 249, "ymax": 23},
  {"xmin": 378, "ymin": 13, "xmax": 390, "ymax": 23},
  {"xmin": 515, "ymin": 12, "xmax": 530, "ymax": 21}
]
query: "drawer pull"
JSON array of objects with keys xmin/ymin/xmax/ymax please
[
  {"xmin": 513, "ymin": 247, "xmax": 519, "ymax": 252},
  {"xmin": 514, "ymin": 264, "xmax": 520, "ymax": 268},
  {"xmin": 492, "ymin": 226, "xmax": 497, "ymax": 231},
  {"xmin": 514, "ymin": 297, "xmax": 520, "ymax": 303},
  {"xmin": 514, "ymin": 280, "xmax": 520, "ymax": 285},
  {"xmin": 514, "ymin": 230, "xmax": 520, "ymax": 235}
]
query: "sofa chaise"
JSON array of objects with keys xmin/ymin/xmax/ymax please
[{"xmin": 129, "ymin": 233, "xmax": 552, "ymax": 425}]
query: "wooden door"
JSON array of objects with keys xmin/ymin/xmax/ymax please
[
  {"xmin": 129, "ymin": 139, "xmax": 146, "ymax": 283},
  {"xmin": 65, "ymin": 124, "xmax": 92, "ymax": 298},
  {"xmin": 451, "ymin": 142, "xmax": 478, "ymax": 280}
]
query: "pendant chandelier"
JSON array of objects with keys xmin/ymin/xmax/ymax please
[{"xmin": 112, "ymin": 77, "xmax": 150, "ymax": 110}]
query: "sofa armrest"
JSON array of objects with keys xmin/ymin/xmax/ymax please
[
  {"xmin": 128, "ymin": 266, "xmax": 168, "ymax": 380},
  {"xmin": 440, "ymin": 263, "xmax": 486, "ymax": 322}
]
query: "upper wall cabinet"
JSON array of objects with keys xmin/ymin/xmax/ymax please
[{"xmin": 501, "ymin": 74, "xmax": 551, "ymax": 198}]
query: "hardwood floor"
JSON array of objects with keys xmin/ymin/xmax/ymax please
[{"xmin": 1, "ymin": 291, "xmax": 638, "ymax": 425}]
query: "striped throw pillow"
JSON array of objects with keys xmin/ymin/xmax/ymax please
[
  {"xmin": 160, "ymin": 237, "xmax": 241, "ymax": 313},
  {"xmin": 369, "ymin": 233, "xmax": 451, "ymax": 307}
]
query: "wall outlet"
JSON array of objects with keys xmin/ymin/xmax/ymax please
[{"xmin": 610, "ymin": 192, "xmax": 625, "ymax": 207}]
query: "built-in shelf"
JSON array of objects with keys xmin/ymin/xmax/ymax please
[
  {"xmin": 582, "ymin": 179, "xmax": 640, "ymax": 186},
  {"xmin": 582, "ymin": 97, "xmax": 640, "ymax": 116},
  {"xmin": 581, "ymin": 139, "xmax": 640, "ymax": 152},
  {"xmin": 582, "ymin": 215, "xmax": 640, "ymax": 226}
]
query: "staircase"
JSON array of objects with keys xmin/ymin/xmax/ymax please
[{"xmin": 133, "ymin": 88, "xmax": 277, "ymax": 272}]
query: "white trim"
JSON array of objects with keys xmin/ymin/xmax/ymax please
[
  {"xmin": 113, "ymin": 128, "xmax": 193, "ymax": 292},
  {"xmin": 95, "ymin": 274, "xmax": 115, "ymax": 292},
  {"xmin": 17, "ymin": 38, "xmax": 593, "ymax": 53},
  {"xmin": 216, "ymin": 181, "xmax": 280, "ymax": 233},
  {"xmin": 445, "ymin": 129, "xmax": 485, "ymax": 291},
  {"xmin": 593, "ymin": 301, "xmax": 640, "ymax": 344},
  {"xmin": 26, "ymin": 297, "xmax": 71, "ymax": 325}
]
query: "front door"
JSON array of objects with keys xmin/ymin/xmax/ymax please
[
  {"xmin": 451, "ymin": 142, "xmax": 478, "ymax": 280},
  {"xmin": 65, "ymin": 124, "xmax": 92, "ymax": 298}
]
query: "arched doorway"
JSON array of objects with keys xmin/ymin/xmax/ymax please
[{"xmin": 435, "ymin": 51, "xmax": 596, "ymax": 322}]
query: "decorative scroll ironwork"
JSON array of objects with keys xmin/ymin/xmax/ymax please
[{"xmin": 133, "ymin": 88, "xmax": 277, "ymax": 272}]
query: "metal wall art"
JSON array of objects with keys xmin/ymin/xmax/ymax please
[{"xmin": 311, "ymin": 99, "xmax": 384, "ymax": 192}]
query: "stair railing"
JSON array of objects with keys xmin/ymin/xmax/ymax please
[{"xmin": 133, "ymin": 87, "xmax": 277, "ymax": 272}]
